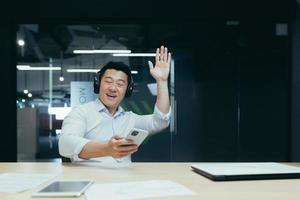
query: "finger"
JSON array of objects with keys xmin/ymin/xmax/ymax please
[
  {"xmin": 148, "ymin": 61, "xmax": 154, "ymax": 71},
  {"xmin": 167, "ymin": 52, "xmax": 171, "ymax": 65},
  {"xmin": 122, "ymin": 140, "xmax": 136, "ymax": 146},
  {"xmin": 163, "ymin": 47, "xmax": 168, "ymax": 62},
  {"xmin": 118, "ymin": 144, "xmax": 137, "ymax": 151},
  {"xmin": 114, "ymin": 139, "xmax": 134, "ymax": 147},
  {"xmin": 160, "ymin": 45, "xmax": 164, "ymax": 61},
  {"xmin": 155, "ymin": 48, "xmax": 159, "ymax": 63},
  {"xmin": 117, "ymin": 146, "xmax": 138, "ymax": 153},
  {"xmin": 111, "ymin": 137, "xmax": 124, "ymax": 145},
  {"xmin": 112, "ymin": 135, "xmax": 123, "ymax": 140},
  {"xmin": 113, "ymin": 139, "xmax": 127, "ymax": 147},
  {"xmin": 116, "ymin": 138, "xmax": 136, "ymax": 146},
  {"xmin": 120, "ymin": 138, "xmax": 135, "ymax": 145},
  {"xmin": 119, "ymin": 148, "xmax": 138, "ymax": 155}
]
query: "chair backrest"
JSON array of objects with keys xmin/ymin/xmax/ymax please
[{"xmin": 60, "ymin": 156, "xmax": 71, "ymax": 163}]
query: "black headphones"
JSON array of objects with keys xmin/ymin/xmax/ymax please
[{"xmin": 93, "ymin": 62, "xmax": 134, "ymax": 97}]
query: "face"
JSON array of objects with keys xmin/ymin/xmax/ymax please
[{"xmin": 99, "ymin": 69, "xmax": 128, "ymax": 113}]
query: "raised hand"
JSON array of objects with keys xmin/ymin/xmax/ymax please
[{"xmin": 148, "ymin": 45, "xmax": 171, "ymax": 82}]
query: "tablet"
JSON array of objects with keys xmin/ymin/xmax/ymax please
[
  {"xmin": 32, "ymin": 180, "xmax": 93, "ymax": 197},
  {"xmin": 191, "ymin": 162, "xmax": 300, "ymax": 181}
]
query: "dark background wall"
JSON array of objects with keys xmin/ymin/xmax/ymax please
[
  {"xmin": 292, "ymin": 2, "xmax": 300, "ymax": 161},
  {"xmin": 0, "ymin": 0, "xmax": 299, "ymax": 162}
]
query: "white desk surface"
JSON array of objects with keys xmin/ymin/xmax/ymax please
[{"xmin": 0, "ymin": 162, "xmax": 300, "ymax": 200}]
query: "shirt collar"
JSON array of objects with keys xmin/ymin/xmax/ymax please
[{"xmin": 94, "ymin": 98, "xmax": 125, "ymax": 117}]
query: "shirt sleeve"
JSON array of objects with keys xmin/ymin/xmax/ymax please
[
  {"xmin": 153, "ymin": 104, "xmax": 171, "ymax": 121},
  {"xmin": 133, "ymin": 104, "xmax": 171, "ymax": 135},
  {"xmin": 58, "ymin": 106, "xmax": 91, "ymax": 161}
]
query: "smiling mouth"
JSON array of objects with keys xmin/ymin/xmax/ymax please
[{"xmin": 106, "ymin": 94, "xmax": 117, "ymax": 99}]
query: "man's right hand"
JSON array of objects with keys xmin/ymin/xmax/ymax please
[{"xmin": 106, "ymin": 136, "xmax": 138, "ymax": 158}]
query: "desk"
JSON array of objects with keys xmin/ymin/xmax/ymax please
[{"xmin": 1, "ymin": 162, "xmax": 300, "ymax": 200}]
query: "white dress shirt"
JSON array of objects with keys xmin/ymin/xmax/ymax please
[{"xmin": 58, "ymin": 98, "xmax": 171, "ymax": 163}]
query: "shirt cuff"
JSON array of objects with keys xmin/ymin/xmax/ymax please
[{"xmin": 154, "ymin": 105, "xmax": 171, "ymax": 121}]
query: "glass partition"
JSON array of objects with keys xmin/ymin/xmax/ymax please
[{"xmin": 16, "ymin": 23, "xmax": 175, "ymax": 162}]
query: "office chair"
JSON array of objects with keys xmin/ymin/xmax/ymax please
[{"xmin": 60, "ymin": 156, "xmax": 71, "ymax": 163}]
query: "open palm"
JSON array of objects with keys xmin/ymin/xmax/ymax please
[{"xmin": 148, "ymin": 46, "xmax": 171, "ymax": 82}]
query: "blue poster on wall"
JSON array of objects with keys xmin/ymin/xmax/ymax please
[{"xmin": 71, "ymin": 81, "xmax": 97, "ymax": 107}]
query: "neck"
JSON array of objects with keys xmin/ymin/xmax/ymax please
[
  {"xmin": 107, "ymin": 107, "xmax": 117, "ymax": 115},
  {"xmin": 98, "ymin": 98, "xmax": 118, "ymax": 115}
]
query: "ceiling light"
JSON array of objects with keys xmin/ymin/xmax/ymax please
[
  {"xmin": 66, "ymin": 69, "xmax": 138, "ymax": 74},
  {"xmin": 28, "ymin": 93, "xmax": 32, "ymax": 97},
  {"xmin": 73, "ymin": 49, "xmax": 131, "ymax": 54},
  {"xmin": 17, "ymin": 65, "xmax": 61, "ymax": 71},
  {"xmin": 17, "ymin": 39, "xmax": 25, "ymax": 46},
  {"xmin": 112, "ymin": 53, "xmax": 156, "ymax": 57},
  {"xmin": 67, "ymin": 69, "xmax": 99, "ymax": 73},
  {"xmin": 59, "ymin": 76, "xmax": 64, "ymax": 81},
  {"xmin": 23, "ymin": 89, "xmax": 28, "ymax": 94},
  {"xmin": 18, "ymin": 65, "xmax": 30, "ymax": 69}
]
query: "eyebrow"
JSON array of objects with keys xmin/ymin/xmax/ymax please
[{"xmin": 104, "ymin": 76, "xmax": 126, "ymax": 83}]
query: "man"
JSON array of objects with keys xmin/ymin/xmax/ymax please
[{"xmin": 59, "ymin": 45, "xmax": 171, "ymax": 162}]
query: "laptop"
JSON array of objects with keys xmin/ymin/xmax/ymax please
[
  {"xmin": 32, "ymin": 180, "xmax": 93, "ymax": 197},
  {"xmin": 191, "ymin": 162, "xmax": 300, "ymax": 181}
]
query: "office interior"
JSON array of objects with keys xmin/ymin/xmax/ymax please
[{"xmin": 0, "ymin": 0, "xmax": 300, "ymax": 163}]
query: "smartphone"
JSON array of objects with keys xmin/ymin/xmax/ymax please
[{"xmin": 125, "ymin": 128, "xmax": 149, "ymax": 146}]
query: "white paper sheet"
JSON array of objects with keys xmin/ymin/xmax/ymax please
[
  {"xmin": 0, "ymin": 173, "xmax": 56, "ymax": 193},
  {"xmin": 85, "ymin": 180, "xmax": 196, "ymax": 200},
  {"xmin": 73, "ymin": 159, "xmax": 131, "ymax": 169}
]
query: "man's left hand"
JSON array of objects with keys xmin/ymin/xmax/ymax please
[{"xmin": 148, "ymin": 45, "xmax": 171, "ymax": 82}]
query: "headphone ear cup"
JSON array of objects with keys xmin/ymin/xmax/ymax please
[
  {"xmin": 125, "ymin": 81, "xmax": 134, "ymax": 97},
  {"xmin": 93, "ymin": 72, "xmax": 100, "ymax": 94}
]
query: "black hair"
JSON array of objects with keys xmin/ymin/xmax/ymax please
[{"xmin": 99, "ymin": 61, "xmax": 132, "ymax": 84}]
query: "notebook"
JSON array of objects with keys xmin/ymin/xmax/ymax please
[{"xmin": 191, "ymin": 162, "xmax": 300, "ymax": 181}]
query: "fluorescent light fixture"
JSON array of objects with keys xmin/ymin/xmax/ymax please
[
  {"xmin": 17, "ymin": 39, "xmax": 25, "ymax": 46},
  {"xmin": 67, "ymin": 69, "xmax": 99, "ymax": 73},
  {"xmin": 17, "ymin": 65, "xmax": 30, "ymax": 69},
  {"xmin": 67, "ymin": 68, "xmax": 138, "ymax": 74},
  {"xmin": 113, "ymin": 53, "xmax": 156, "ymax": 57},
  {"xmin": 73, "ymin": 49, "xmax": 131, "ymax": 54},
  {"xmin": 48, "ymin": 107, "xmax": 72, "ymax": 120},
  {"xmin": 17, "ymin": 65, "xmax": 61, "ymax": 71}
]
